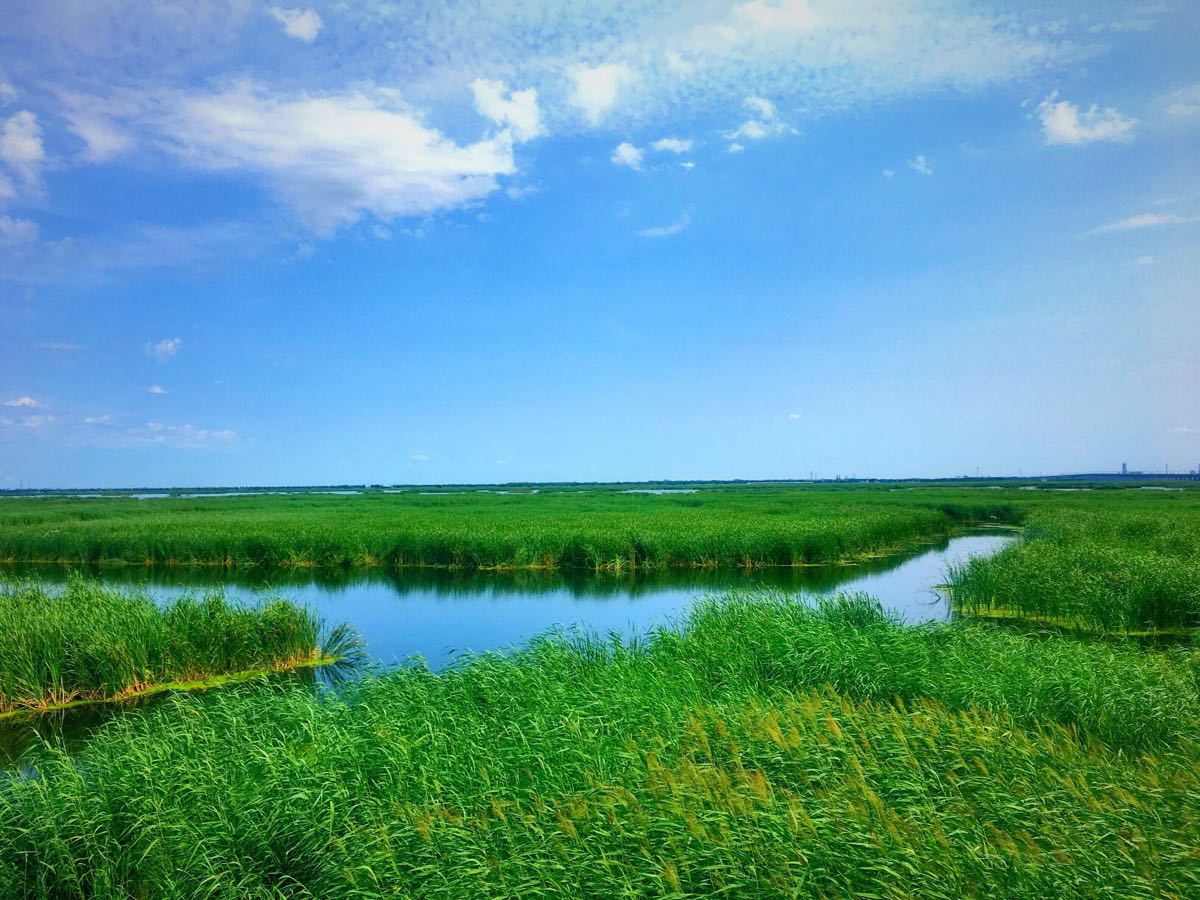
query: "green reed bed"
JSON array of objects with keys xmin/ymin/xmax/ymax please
[
  {"xmin": 0, "ymin": 486, "xmax": 1019, "ymax": 571},
  {"xmin": 0, "ymin": 579, "xmax": 355, "ymax": 715},
  {"xmin": 2, "ymin": 594, "xmax": 1198, "ymax": 897},
  {"xmin": 950, "ymin": 500, "xmax": 1200, "ymax": 633}
]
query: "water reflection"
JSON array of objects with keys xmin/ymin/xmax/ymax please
[
  {"xmin": 0, "ymin": 531, "xmax": 1014, "ymax": 766},
  {"xmin": 1, "ymin": 532, "xmax": 1014, "ymax": 668}
]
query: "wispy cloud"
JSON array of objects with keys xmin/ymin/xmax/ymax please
[
  {"xmin": 0, "ymin": 219, "xmax": 280, "ymax": 285},
  {"xmin": 1037, "ymin": 92, "xmax": 1135, "ymax": 145},
  {"xmin": 59, "ymin": 91, "xmax": 136, "ymax": 163},
  {"xmin": 1087, "ymin": 212, "xmax": 1192, "ymax": 236},
  {"xmin": 35, "ymin": 341, "xmax": 85, "ymax": 352},
  {"xmin": 3, "ymin": 396, "xmax": 40, "ymax": 408},
  {"xmin": 1164, "ymin": 84, "xmax": 1200, "ymax": 120},
  {"xmin": 907, "ymin": 154, "xmax": 933, "ymax": 176},
  {"xmin": 650, "ymin": 137, "xmax": 694, "ymax": 154},
  {"xmin": 0, "ymin": 215, "xmax": 38, "ymax": 244},
  {"xmin": 0, "ymin": 413, "xmax": 53, "ymax": 431},
  {"xmin": 723, "ymin": 95, "xmax": 794, "ymax": 148},
  {"xmin": 637, "ymin": 213, "xmax": 690, "ymax": 238},
  {"xmin": 266, "ymin": 6, "xmax": 322, "ymax": 43},
  {"xmin": 0, "ymin": 110, "xmax": 44, "ymax": 190},
  {"xmin": 145, "ymin": 337, "xmax": 182, "ymax": 361},
  {"xmin": 146, "ymin": 385, "xmax": 167, "ymax": 395},
  {"xmin": 139, "ymin": 421, "xmax": 237, "ymax": 449}
]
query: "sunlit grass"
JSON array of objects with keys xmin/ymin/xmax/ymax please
[
  {"xmin": 0, "ymin": 579, "xmax": 359, "ymax": 715},
  {"xmin": 0, "ymin": 486, "xmax": 1021, "ymax": 571},
  {"xmin": 2, "ymin": 594, "xmax": 1198, "ymax": 897},
  {"xmin": 950, "ymin": 504, "xmax": 1200, "ymax": 632}
]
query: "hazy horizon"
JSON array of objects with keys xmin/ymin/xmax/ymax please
[{"xmin": 3, "ymin": 1, "xmax": 1198, "ymax": 488}]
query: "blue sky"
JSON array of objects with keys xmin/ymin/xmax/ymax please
[{"xmin": 1, "ymin": 0, "xmax": 1198, "ymax": 487}]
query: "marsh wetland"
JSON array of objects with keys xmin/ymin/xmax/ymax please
[{"xmin": 1, "ymin": 483, "xmax": 1198, "ymax": 896}]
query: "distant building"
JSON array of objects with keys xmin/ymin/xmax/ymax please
[{"xmin": 1121, "ymin": 462, "xmax": 1127, "ymax": 475}]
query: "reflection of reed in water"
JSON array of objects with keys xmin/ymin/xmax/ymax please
[
  {"xmin": 0, "ymin": 533, "xmax": 959, "ymax": 602},
  {"xmin": 0, "ymin": 656, "xmax": 369, "ymax": 769}
]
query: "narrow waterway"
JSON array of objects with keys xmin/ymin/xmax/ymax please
[{"xmin": 4, "ymin": 531, "xmax": 1014, "ymax": 669}]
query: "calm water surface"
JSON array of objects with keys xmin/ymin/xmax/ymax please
[
  {"xmin": 1, "ymin": 531, "xmax": 1014, "ymax": 764},
  {"xmin": 6, "ymin": 532, "xmax": 1014, "ymax": 670}
]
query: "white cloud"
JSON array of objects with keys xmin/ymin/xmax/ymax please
[
  {"xmin": 728, "ymin": 142, "xmax": 745, "ymax": 154},
  {"xmin": 724, "ymin": 95, "xmax": 794, "ymax": 146},
  {"xmin": 65, "ymin": 112, "xmax": 134, "ymax": 163},
  {"xmin": 1164, "ymin": 84, "xmax": 1200, "ymax": 120},
  {"xmin": 637, "ymin": 213, "xmax": 690, "ymax": 238},
  {"xmin": 650, "ymin": 137, "xmax": 693, "ymax": 153},
  {"xmin": 146, "ymin": 385, "xmax": 167, "ymax": 395},
  {"xmin": 568, "ymin": 63, "xmax": 633, "ymax": 125},
  {"xmin": 145, "ymin": 337, "xmax": 182, "ymax": 361},
  {"xmin": 0, "ymin": 215, "xmax": 38, "ymax": 243},
  {"xmin": 84, "ymin": 415, "xmax": 111, "ymax": 424},
  {"xmin": 882, "ymin": 168, "xmax": 895, "ymax": 178},
  {"xmin": 1088, "ymin": 213, "xmax": 1190, "ymax": 236},
  {"xmin": 745, "ymin": 96, "xmax": 777, "ymax": 120},
  {"xmin": 732, "ymin": 0, "xmax": 817, "ymax": 33},
  {"xmin": 0, "ymin": 81, "xmax": 15, "ymax": 106},
  {"xmin": 0, "ymin": 110, "xmax": 45, "ymax": 188},
  {"xmin": 1132, "ymin": 255, "xmax": 1156, "ymax": 267},
  {"xmin": 1037, "ymin": 92, "xmax": 1135, "ymax": 145},
  {"xmin": 4, "ymin": 396, "xmax": 39, "ymax": 408},
  {"xmin": 267, "ymin": 6, "xmax": 322, "ymax": 43},
  {"xmin": 154, "ymin": 82, "xmax": 518, "ymax": 233},
  {"xmin": 611, "ymin": 141, "xmax": 643, "ymax": 170},
  {"xmin": 410, "ymin": 452, "xmax": 429, "ymax": 462},
  {"xmin": 470, "ymin": 79, "xmax": 543, "ymax": 142},
  {"xmin": 1171, "ymin": 426, "xmax": 1200, "ymax": 435},
  {"xmin": 907, "ymin": 154, "xmax": 933, "ymax": 175},
  {"xmin": 679, "ymin": 161, "xmax": 694, "ymax": 170},
  {"xmin": 788, "ymin": 412, "xmax": 803, "ymax": 421},
  {"xmin": 141, "ymin": 421, "xmax": 237, "ymax": 449}
]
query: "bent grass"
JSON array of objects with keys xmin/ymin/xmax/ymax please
[{"xmin": 2, "ymin": 594, "xmax": 1198, "ymax": 897}]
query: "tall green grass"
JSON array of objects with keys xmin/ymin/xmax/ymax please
[
  {"xmin": 0, "ymin": 579, "xmax": 355, "ymax": 714},
  {"xmin": 950, "ymin": 502, "xmax": 1200, "ymax": 632},
  {"xmin": 2, "ymin": 595, "xmax": 1198, "ymax": 897},
  {"xmin": 0, "ymin": 486, "xmax": 1020, "ymax": 571}
]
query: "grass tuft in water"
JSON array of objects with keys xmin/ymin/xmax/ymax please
[{"xmin": 0, "ymin": 578, "xmax": 360, "ymax": 715}]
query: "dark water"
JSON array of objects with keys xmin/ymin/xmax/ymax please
[{"xmin": 3, "ymin": 532, "xmax": 1014, "ymax": 669}]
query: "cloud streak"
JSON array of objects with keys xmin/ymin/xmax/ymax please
[
  {"xmin": 1087, "ymin": 212, "xmax": 1192, "ymax": 236},
  {"xmin": 637, "ymin": 213, "xmax": 690, "ymax": 238}
]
